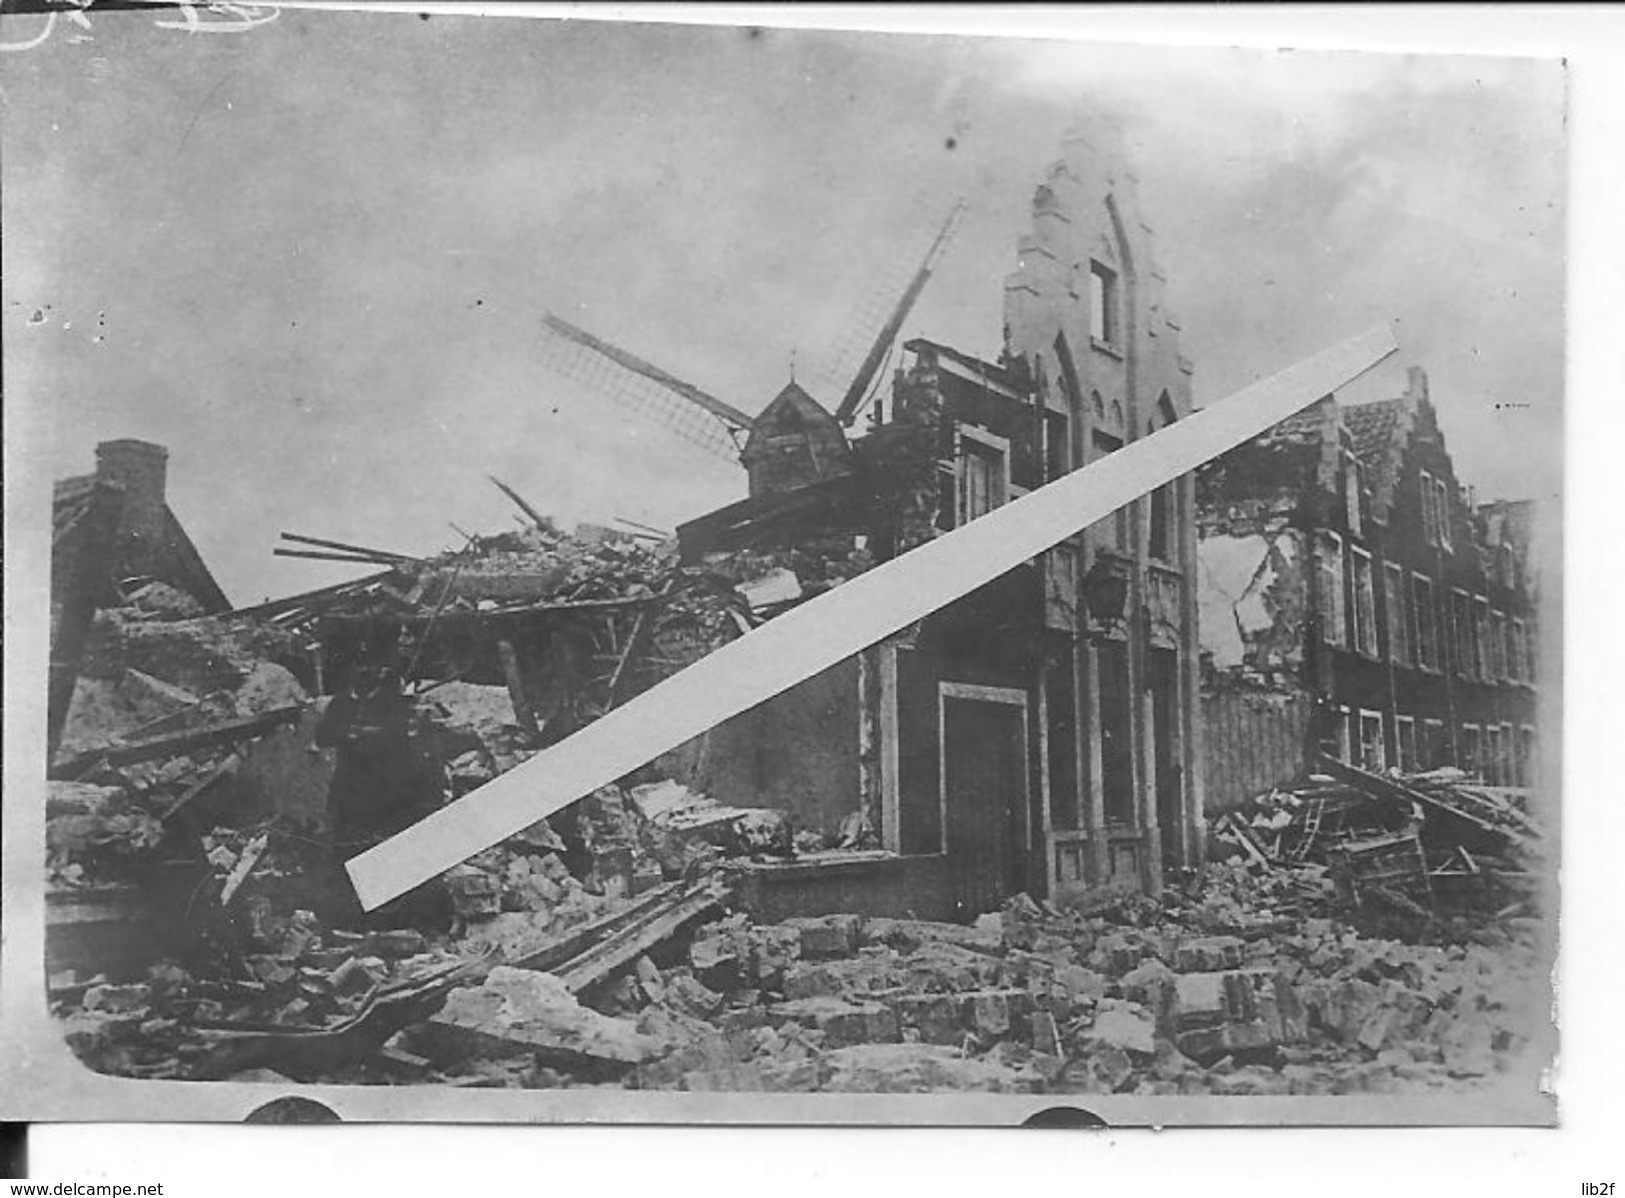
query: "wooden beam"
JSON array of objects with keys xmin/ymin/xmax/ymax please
[
  {"xmin": 1315, "ymin": 754, "xmax": 1535, "ymax": 846},
  {"xmin": 274, "ymin": 548, "xmax": 405, "ymax": 565},
  {"xmin": 161, "ymin": 752, "xmax": 241, "ymax": 821},
  {"xmin": 279, "ymin": 532, "xmax": 420, "ymax": 563},
  {"xmin": 553, "ymin": 881, "xmax": 727, "ymax": 994},
  {"xmin": 53, "ymin": 705, "xmax": 306, "ymax": 780},
  {"xmin": 488, "ymin": 475, "xmax": 551, "ymax": 530},
  {"xmin": 497, "ymin": 639, "xmax": 539, "ymax": 736}
]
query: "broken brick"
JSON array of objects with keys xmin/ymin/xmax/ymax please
[
  {"xmin": 81, "ymin": 983, "xmax": 152, "ymax": 1013},
  {"xmin": 891, "ymin": 993, "xmax": 963, "ymax": 1046},
  {"xmin": 1028, "ymin": 1009, "xmax": 1064, "ymax": 1059},
  {"xmin": 748, "ymin": 925, "xmax": 802, "ymax": 988},
  {"xmin": 1173, "ymin": 972, "xmax": 1229, "ymax": 1030},
  {"xmin": 662, "ymin": 973, "xmax": 725, "ymax": 1020},
  {"xmin": 689, "ymin": 935, "xmax": 744, "ymax": 992},
  {"xmin": 1060, "ymin": 1043, "xmax": 1134, "ymax": 1093},
  {"xmin": 1175, "ymin": 936, "xmax": 1245, "ymax": 973},
  {"xmin": 1080, "ymin": 1000, "xmax": 1157, "ymax": 1057},
  {"xmin": 787, "ymin": 914, "xmax": 863, "ymax": 960},
  {"xmin": 682, "ymin": 1065, "xmax": 767, "ymax": 1092},
  {"xmin": 1052, "ymin": 964, "xmax": 1107, "ymax": 1008},
  {"xmin": 769, "ymin": 997, "xmax": 897, "ymax": 1048}
]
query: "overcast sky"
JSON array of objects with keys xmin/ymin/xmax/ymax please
[{"xmin": 3, "ymin": 9, "xmax": 1565, "ymax": 605}]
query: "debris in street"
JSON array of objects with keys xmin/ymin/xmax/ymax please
[{"xmin": 1211, "ymin": 755, "xmax": 1542, "ymax": 931}]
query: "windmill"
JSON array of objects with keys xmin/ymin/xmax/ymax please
[{"xmin": 538, "ymin": 199, "xmax": 968, "ymax": 498}]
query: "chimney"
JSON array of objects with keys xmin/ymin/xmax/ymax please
[
  {"xmin": 94, "ymin": 439, "xmax": 169, "ymax": 580},
  {"xmin": 1405, "ymin": 366, "xmax": 1429, "ymax": 405}
]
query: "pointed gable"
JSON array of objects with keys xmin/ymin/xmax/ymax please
[{"xmin": 1340, "ymin": 367, "xmax": 1428, "ymax": 523}]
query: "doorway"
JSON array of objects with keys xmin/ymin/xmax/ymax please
[{"xmin": 940, "ymin": 684, "xmax": 1029, "ymax": 922}]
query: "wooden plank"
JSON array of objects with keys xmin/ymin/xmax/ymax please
[
  {"xmin": 509, "ymin": 882, "xmax": 681, "ymax": 973},
  {"xmin": 160, "ymin": 752, "xmax": 241, "ymax": 821},
  {"xmin": 497, "ymin": 639, "xmax": 539, "ymax": 735},
  {"xmin": 488, "ymin": 475, "xmax": 552, "ymax": 530},
  {"xmin": 554, "ymin": 883, "xmax": 725, "ymax": 994},
  {"xmin": 53, "ymin": 705, "xmax": 305, "ymax": 779},
  {"xmin": 279, "ymin": 532, "xmax": 420, "ymax": 563},
  {"xmin": 274, "ymin": 548, "xmax": 403, "ymax": 565},
  {"xmin": 607, "ymin": 584, "xmax": 674, "ymax": 709},
  {"xmin": 348, "ymin": 326, "xmax": 1397, "ymax": 910},
  {"xmin": 1317, "ymin": 754, "xmax": 1534, "ymax": 845},
  {"xmin": 230, "ymin": 570, "xmax": 396, "ymax": 620}
]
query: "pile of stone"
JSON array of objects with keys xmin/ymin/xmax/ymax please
[
  {"xmin": 402, "ymin": 864, "xmax": 1544, "ymax": 1095},
  {"xmin": 49, "ymin": 904, "xmax": 474, "ymax": 1084}
]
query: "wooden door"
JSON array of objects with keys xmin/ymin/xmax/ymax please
[{"xmin": 941, "ymin": 688, "xmax": 1029, "ymax": 922}]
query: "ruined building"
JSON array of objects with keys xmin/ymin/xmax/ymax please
[
  {"xmin": 677, "ymin": 122, "xmax": 1203, "ymax": 918},
  {"xmin": 1196, "ymin": 368, "xmax": 1541, "ymax": 812},
  {"xmin": 52, "ymin": 439, "xmax": 230, "ymax": 616},
  {"xmin": 50, "ymin": 439, "xmax": 232, "ymax": 753}
]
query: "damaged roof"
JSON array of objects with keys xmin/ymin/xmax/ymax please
[{"xmin": 1342, "ymin": 396, "xmax": 1408, "ymax": 470}]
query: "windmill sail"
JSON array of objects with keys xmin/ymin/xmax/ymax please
[
  {"xmin": 540, "ymin": 314, "xmax": 752, "ymax": 465},
  {"xmin": 833, "ymin": 200, "xmax": 967, "ymax": 426}
]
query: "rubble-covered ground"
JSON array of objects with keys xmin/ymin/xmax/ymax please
[{"xmin": 52, "ymin": 851, "xmax": 1549, "ymax": 1096}]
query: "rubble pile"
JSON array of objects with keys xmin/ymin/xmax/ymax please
[
  {"xmin": 46, "ymin": 781, "xmax": 166, "ymax": 889},
  {"xmin": 1211, "ymin": 757, "xmax": 1543, "ymax": 931},
  {"xmin": 50, "ymin": 906, "xmax": 484, "ymax": 1084},
  {"xmin": 58, "ymin": 607, "xmax": 306, "ymax": 762},
  {"xmin": 696, "ymin": 540, "xmax": 878, "ymax": 611},
  {"xmin": 285, "ymin": 523, "xmax": 740, "ymax": 630},
  {"xmin": 382, "ymin": 867, "xmax": 1543, "ymax": 1095},
  {"xmin": 48, "ymin": 819, "xmax": 1545, "ymax": 1095}
]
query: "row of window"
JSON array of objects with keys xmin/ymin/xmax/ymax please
[
  {"xmin": 1325, "ymin": 707, "xmax": 1538, "ymax": 788},
  {"xmin": 1316, "ymin": 532, "xmax": 1535, "ymax": 683},
  {"xmin": 1341, "ymin": 460, "xmax": 1453, "ymax": 547}
]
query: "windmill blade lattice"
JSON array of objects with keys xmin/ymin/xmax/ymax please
[
  {"xmin": 809, "ymin": 191, "xmax": 969, "ymax": 416},
  {"xmin": 537, "ymin": 322, "xmax": 745, "ymax": 467}
]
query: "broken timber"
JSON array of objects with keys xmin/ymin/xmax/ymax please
[
  {"xmin": 1314, "ymin": 755, "xmax": 1537, "ymax": 848},
  {"xmin": 52, "ymin": 705, "xmax": 306, "ymax": 780},
  {"xmin": 278, "ymin": 531, "xmax": 421, "ymax": 564},
  {"xmin": 348, "ymin": 325, "xmax": 1399, "ymax": 910},
  {"xmin": 507, "ymin": 881, "xmax": 688, "ymax": 974},
  {"xmin": 552, "ymin": 877, "xmax": 729, "ymax": 994},
  {"xmin": 189, "ymin": 952, "xmax": 494, "ymax": 1081}
]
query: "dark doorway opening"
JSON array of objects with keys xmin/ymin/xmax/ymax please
[{"xmin": 942, "ymin": 691, "xmax": 1028, "ymax": 921}]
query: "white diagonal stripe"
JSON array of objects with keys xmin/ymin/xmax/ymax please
[{"xmin": 348, "ymin": 324, "xmax": 1397, "ymax": 909}]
